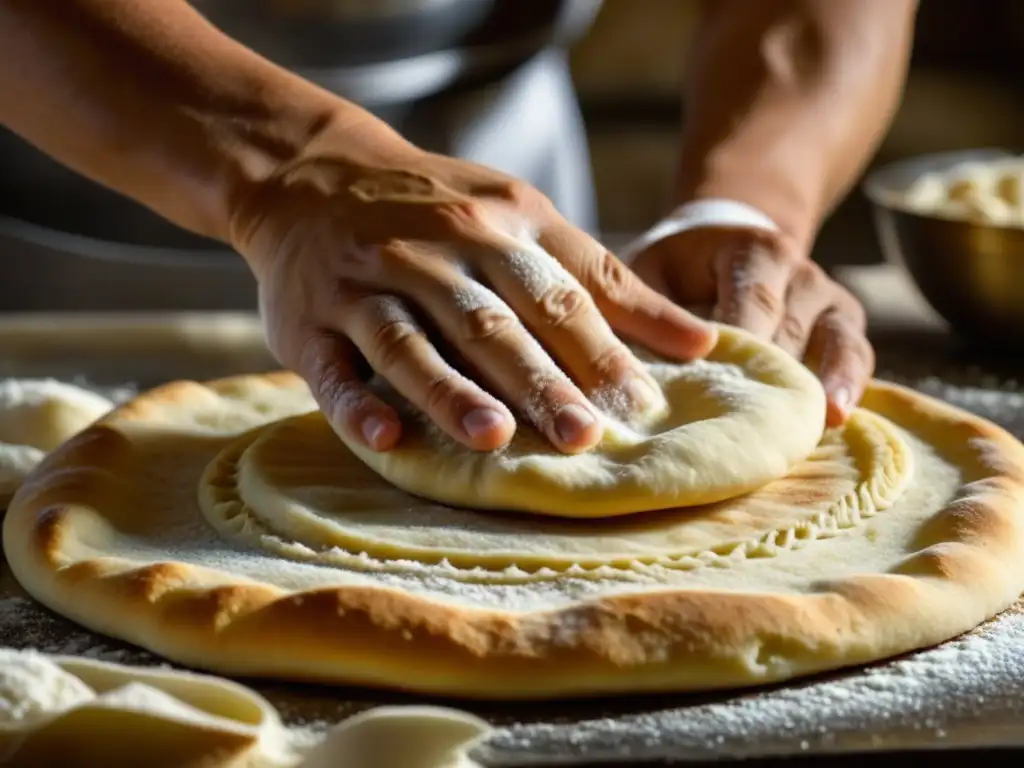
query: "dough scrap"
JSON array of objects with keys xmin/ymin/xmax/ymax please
[
  {"xmin": 0, "ymin": 647, "xmax": 490, "ymax": 768},
  {"xmin": 348, "ymin": 326, "xmax": 826, "ymax": 518},
  {"xmin": 0, "ymin": 379, "xmax": 114, "ymax": 507},
  {"xmin": 0, "ymin": 648, "xmax": 293, "ymax": 767},
  {"xmin": 5, "ymin": 370, "xmax": 1024, "ymax": 700}
]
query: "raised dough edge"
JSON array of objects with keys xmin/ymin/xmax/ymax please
[{"xmin": 4, "ymin": 373, "xmax": 1024, "ymax": 700}]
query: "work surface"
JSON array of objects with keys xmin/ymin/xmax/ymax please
[{"xmin": 3, "ymin": 265, "xmax": 1024, "ymax": 766}]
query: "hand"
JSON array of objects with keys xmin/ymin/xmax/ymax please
[
  {"xmin": 229, "ymin": 136, "xmax": 716, "ymax": 455},
  {"xmin": 631, "ymin": 226, "xmax": 874, "ymax": 427}
]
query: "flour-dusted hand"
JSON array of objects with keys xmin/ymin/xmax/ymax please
[
  {"xmin": 632, "ymin": 227, "xmax": 874, "ymax": 427},
  {"xmin": 231, "ymin": 140, "xmax": 715, "ymax": 455}
]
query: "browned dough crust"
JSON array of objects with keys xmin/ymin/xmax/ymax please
[{"xmin": 4, "ymin": 373, "xmax": 1024, "ymax": 699}]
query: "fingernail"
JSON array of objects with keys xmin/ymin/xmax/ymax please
[
  {"xmin": 554, "ymin": 404, "xmax": 598, "ymax": 445},
  {"xmin": 462, "ymin": 408, "xmax": 507, "ymax": 439},
  {"xmin": 361, "ymin": 415, "xmax": 389, "ymax": 448},
  {"xmin": 831, "ymin": 386, "xmax": 853, "ymax": 415}
]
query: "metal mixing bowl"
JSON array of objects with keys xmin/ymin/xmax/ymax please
[{"xmin": 863, "ymin": 148, "xmax": 1024, "ymax": 343}]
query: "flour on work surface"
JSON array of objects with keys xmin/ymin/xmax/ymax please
[
  {"xmin": 5, "ymin": 378, "xmax": 1024, "ymax": 762},
  {"xmin": 481, "ymin": 605, "xmax": 1024, "ymax": 762}
]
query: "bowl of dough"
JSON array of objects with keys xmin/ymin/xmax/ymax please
[{"xmin": 864, "ymin": 148, "xmax": 1024, "ymax": 342}]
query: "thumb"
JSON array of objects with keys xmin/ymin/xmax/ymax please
[{"xmin": 540, "ymin": 222, "xmax": 717, "ymax": 361}]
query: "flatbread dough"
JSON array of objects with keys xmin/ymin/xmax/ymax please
[
  {"xmin": 0, "ymin": 647, "xmax": 488, "ymax": 767},
  {"xmin": 5, "ymin": 370, "xmax": 1024, "ymax": 699},
  {"xmin": 351, "ymin": 326, "xmax": 827, "ymax": 517},
  {"xmin": 0, "ymin": 379, "xmax": 114, "ymax": 507},
  {"xmin": 0, "ymin": 647, "xmax": 293, "ymax": 767}
]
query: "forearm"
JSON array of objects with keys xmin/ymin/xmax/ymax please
[
  {"xmin": 0, "ymin": 0, "xmax": 404, "ymax": 243},
  {"xmin": 676, "ymin": 0, "xmax": 918, "ymax": 247}
]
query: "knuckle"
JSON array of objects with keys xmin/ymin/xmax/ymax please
[
  {"xmin": 519, "ymin": 372, "xmax": 565, "ymax": 419},
  {"xmin": 589, "ymin": 345, "xmax": 638, "ymax": 385},
  {"xmin": 497, "ymin": 179, "xmax": 547, "ymax": 210},
  {"xmin": 436, "ymin": 199, "xmax": 488, "ymax": 232},
  {"xmin": 589, "ymin": 250, "xmax": 637, "ymax": 304},
  {"xmin": 790, "ymin": 261, "xmax": 825, "ymax": 292},
  {"xmin": 732, "ymin": 227, "xmax": 793, "ymax": 265},
  {"xmin": 461, "ymin": 306, "xmax": 519, "ymax": 342},
  {"xmin": 778, "ymin": 313, "xmax": 809, "ymax": 344},
  {"xmin": 371, "ymin": 318, "xmax": 423, "ymax": 372},
  {"xmin": 423, "ymin": 373, "xmax": 464, "ymax": 414},
  {"xmin": 747, "ymin": 281, "xmax": 785, "ymax": 319},
  {"xmin": 538, "ymin": 284, "xmax": 593, "ymax": 328}
]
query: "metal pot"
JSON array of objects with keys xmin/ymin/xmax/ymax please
[{"xmin": 190, "ymin": 0, "xmax": 497, "ymax": 69}]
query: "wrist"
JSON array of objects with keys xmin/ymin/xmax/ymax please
[{"xmin": 675, "ymin": 146, "xmax": 826, "ymax": 254}]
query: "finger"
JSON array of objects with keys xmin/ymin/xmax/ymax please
[
  {"xmin": 627, "ymin": 243, "xmax": 673, "ymax": 298},
  {"xmin": 538, "ymin": 223, "xmax": 717, "ymax": 361},
  {"xmin": 474, "ymin": 240, "xmax": 664, "ymax": 414},
  {"xmin": 373, "ymin": 243, "xmax": 602, "ymax": 453},
  {"xmin": 806, "ymin": 301, "xmax": 875, "ymax": 428},
  {"xmin": 294, "ymin": 330, "xmax": 403, "ymax": 451},
  {"xmin": 772, "ymin": 263, "xmax": 833, "ymax": 360},
  {"xmin": 711, "ymin": 228, "xmax": 796, "ymax": 338},
  {"xmin": 337, "ymin": 289, "xmax": 516, "ymax": 452}
]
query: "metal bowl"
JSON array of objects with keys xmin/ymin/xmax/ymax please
[{"xmin": 863, "ymin": 148, "xmax": 1024, "ymax": 342}]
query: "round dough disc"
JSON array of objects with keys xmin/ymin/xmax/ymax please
[
  {"xmin": 5, "ymin": 372, "xmax": 1024, "ymax": 700},
  {"xmin": 0, "ymin": 379, "xmax": 114, "ymax": 507},
  {"xmin": 347, "ymin": 326, "xmax": 827, "ymax": 518}
]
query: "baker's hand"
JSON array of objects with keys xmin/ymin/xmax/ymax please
[
  {"xmin": 230, "ymin": 142, "xmax": 716, "ymax": 455},
  {"xmin": 631, "ymin": 226, "xmax": 874, "ymax": 427}
]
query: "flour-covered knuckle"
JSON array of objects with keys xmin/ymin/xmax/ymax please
[
  {"xmin": 459, "ymin": 304, "xmax": 521, "ymax": 343},
  {"xmin": 366, "ymin": 315, "xmax": 430, "ymax": 376},
  {"xmin": 581, "ymin": 249, "xmax": 643, "ymax": 310},
  {"xmin": 535, "ymin": 283, "xmax": 593, "ymax": 330}
]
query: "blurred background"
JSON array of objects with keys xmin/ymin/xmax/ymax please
[{"xmin": 0, "ymin": 0, "xmax": 1020, "ymax": 312}]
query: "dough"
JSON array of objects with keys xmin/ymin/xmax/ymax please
[
  {"xmin": 0, "ymin": 647, "xmax": 490, "ymax": 768},
  {"xmin": 0, "ymin": 648, "xmax": 94, "ymax": 726},
  {"xmin": 0, "ymin": 379, "xmax": 114, "ymax": 507},
  {"xmin": 899, "ymin": 154, "xmax": 1024, "ymax": 227},
  {"xmin": 5, "ymin": 370, "xmax": 1024, "ymax": 699},
  {"xmin": 0, "ymin": 648, "xmax": 293, "ymax": 767},
  {"xmin": 301, "ymin": 706, "xmax": 490, "ymax": 768},
  {"xmin": 352, "ymin": 325, "xmax": 827, "ymax": 518}
]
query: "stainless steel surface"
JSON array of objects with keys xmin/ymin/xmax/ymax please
[
  {"xmin": 3, "ymin": 312, "xmax": 1024, "ymax": 765},
  {"xmin": 189, "ymin": 0, "xmax": 601, "ymax": 107},
  {"xmin": 864, "ymin": 148, "xmax": 1024, "ymax": 344}
]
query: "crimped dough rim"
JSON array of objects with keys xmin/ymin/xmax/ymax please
[
  {"xmin": 198, "ymin": 408, "xmax": 910, "ymax": 577},
  {"xmin": 4, "ymin": 373, "xmax": 1024, "ymax": 700}
]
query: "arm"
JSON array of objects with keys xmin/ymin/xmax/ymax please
[
  {"xmin": 677, "ymin": 0, "xmax": 919, "ymax": 249},
  {"xmin": 0, "ymin": 0, "xmax": 715, "ymax": 455},
  {"xmin": 0, "ymin": 0, "xmax": 408, "ymax": 245}
]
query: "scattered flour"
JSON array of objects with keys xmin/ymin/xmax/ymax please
[
  {"xmin": 3, "ymin": 376, "xmax": 1024, "ymax": 763},
  {"xmin": 480, "ymin": 605, "xmax": 1024, "ymax": 762},
  {"xmin": 0, "ymin": 648, "xmax": 94, "ymax": 725}
]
